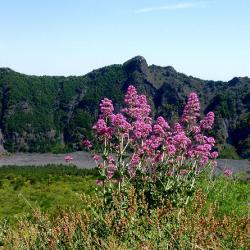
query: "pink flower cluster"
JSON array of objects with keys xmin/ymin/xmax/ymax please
[
  {"xmin": 82, "ymin": 139, "xmax": 92, "ymax": 149},
  {"xmin": 99, "ymin": 98, "xmax": 114, "ymax": 118},
  {"xmin": 200, "ymin": 112, "xmax": 215, "ymax": 130},
  {"xmin": 92, "ymin": 119, "xmax": 112, "ymax": 139},
  {"xmin": 65, "ymin": 155, "xmax": 73, "ymax": 163},
  {"xmin": 110, "ymin": 113, "xmax": 131, "ymax": 135},
  {"xmin": 88, "ymin": 85, "xmax": 218, "ymax": 183},
  {"xmin": 123, "ymin": 86, "xmax": 151, "ymax": 121},
  {"xmin": 181, "ymin": 93, "xmax": 200, "ymax": 124},
  {"xmin": 224, "ymin": 168, "xmax": 233, "ymax": 177}
]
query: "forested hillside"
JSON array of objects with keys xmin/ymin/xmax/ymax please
[{"xmin": 0, "ymin": 56, "xmax": 250, "ymax": 158}]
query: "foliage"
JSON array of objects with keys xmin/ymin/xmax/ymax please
[
  {"xmin": 198, "ymin": 175, "xmax": 250, "ymax": 218},
  {"xmin": 1, "ymin": 63, "xmax": 250, "ymax": 158},
  {"xmin": 0, "ymin": 67, "xmax": 126, "ymax": 152},
  {"xmin": 0, "ymin": 166, "xmax": 249, "ymax": 248},
  {"xmin": 0, "ymin": 165, "xmax": 97, "ymax": 223},
  {"xmin": 232, "ymin": 113, "xmax": 250, "ymax": 157},
  {"xmin": 1, "ymin": 183, "xmax": 249, "ymax": 249},
  {"xmin": 219, "ymin": 144, "xmax": 241, "ymax": 159}
]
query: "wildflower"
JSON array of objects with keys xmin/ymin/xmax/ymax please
[
  {"xmin": 92, "ymin": 119, "xmax": 112, "ymax": 138},
  {"xmin": 89, "ymin": 85, "xmax": 217, "ymax": 205},
  {"xmin": 181, "ymin": 92, "xmax": 200, "ymax": 124},
  {"xmin": 144, "ymin": 136, "xmax": 161, "ymax": 151},
  {"xmin": 99, "ymin": 98, "xmax": 114, "ymax": 118},
  {"xmin": 200, "ymin": 156, "xmax": 209, "ymax": 166},
  {"xmin": 107, "ymin": 169, "xmax": 115, "ymax": 179},
  {"xmin": 206, "ymin": 136, "xmax": 215, "ymax": 146},
  {"xmin": 130, "ymin": 154, "xmax": 141, "ymax": 167},
  {"xmin": 156, "ymin": 116, "xmax": 170, "ymax": 130},
  {"xmin": 128, "ymin": 154, "xmax": 141, "ymax": 177},
  {"xmin": 124, "ymin": 85, "xmax": 138, "ymax": 107},
  {"xmin": 166, "ymin": 144, "xmax": 176, "ymax": 155},
  {"xmin": 173, "ymin": 132, "xmax": 191, "ymax": 150},
  {"xmin": 107, "ymin": 155, "xmax": 115, "ymax": 164},
  {"xmin": 210, "ymin": 151, "xmax": 219, "ymax": 159},
  {"xmin": 82, "ymin": 139, "xmax": 92, "ymax": 149},
  {"xmin": 64, "ymin": 155, "xmax": 73, "ymax": 163},
  {"xmin": 195, "ymin": 134, "xmax": 206, "ymax": 144},
  {"xmin": 153, "ymin": 124, "xmax": 164, "ymax": 135},
  {"xmin": 133, "ymin": 120, "xmax": 152, "ymax": 139},
  {"xmin": 200, "ymin": 112, "xmax": 215, "ymax": 130},
  {"xmin": 93, "ymin": 154, "xmax": 101, "ymax": 162},
  {"xmin": 224, "ymin": 168, "xmax": 233, "ymax": 177},
  {"xmin": 104, "ymin": 155, "xmax": 117, "ymax": 179},
  {"xmin": 190, "ymin": 125, "xmax": 201, "ymax": 134},
  {"xmin": 123, "ymin": 85, "xmax": 151, "ymax": 120},
  {"xmin": 110, "ymin": 113, "xmax": 131, "ymax": 132},
  {"xmin": 96, "ymin": 179, "xmax": 103, "ymax": 186},
  {"xmin": 174, "ymin": 123, "xmax": 183, "ymax": 133}
]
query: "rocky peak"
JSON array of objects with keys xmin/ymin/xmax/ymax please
[
  {"xmin": 123, "ymin": 56, "xmax": 148, "ymax": 75},
  {"xmin": 228, "ymin": 77, "xmax": 241, "ymax": 86},
  {"xmin": 0, "ymin": 67, "xmax": 13, "ymax": 73},
  {"xmin": 163, "ymin": 66, "xmax": 177, "ymax": 78},
  {"xmin": 0, "ymin": 68, "xmax": 15, "ymax": 76},
  {"xmin": 228, "ymin": 76, "xmax": 250, "ymax": 87}
]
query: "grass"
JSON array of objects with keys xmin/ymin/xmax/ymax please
[
  {"xmin": 0, "ymin": 165, "xmax": 249, "ymax": 222},
  {"xmin": 199, "ymin": 176, "xmax": 250, "ymax": 217},
  {"xmin": 0, "ymin": 164, "xmax": 249, "ymax": 249},
  {"xmin": 0, "ymin": 165, "xmax": 98, "ymax": 223},
  {"xmin": 219, "ymin": 144, "xmax": 242, "ymax": 159}
]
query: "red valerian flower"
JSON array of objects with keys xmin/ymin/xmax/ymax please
[
  {"xmin": 200, "ymin": 112, "xmax": 215, "ymax": 130},
  {"xmin": 82, "ymin": 139, "xmax": 92, "ymax": 149},
  {"xmin": 181, "ymin": 92, "xmax": 200, "ymax": 124},
  {"xmin": 89, "ymin": 85, "xmax": 218, "ymax": 186},
  {"xmin": 224, "ymin": 168, "xmax": 233, "ymax": 177},
  {"xmin": 64, "ymin": 155, "xmax": 73, "ymax": 163},
  {"xmin": 99, "ymin": 98, "xmax": 114, "ymax": 118}
]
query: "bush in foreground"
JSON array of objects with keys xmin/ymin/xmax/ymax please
[
  {"xmin": 2, "ymin": 186, "xmax": 249, "ymax": 249},
  {"xmin": 86, "ymin": 86, "xmax": 218, "ymax": 209}
]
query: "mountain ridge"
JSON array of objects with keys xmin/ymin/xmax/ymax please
[
  {"xmin": 0, "ymin": 56, "xmax": 250, "ymax": 158},
  {"xmin": 3, "ymin": 55, "xmax": 248, "ymax": 81}
]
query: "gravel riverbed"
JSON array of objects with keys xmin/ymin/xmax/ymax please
[{"xmin": 0, "ymin": 152, "xmax": 249, "ymax": 179}]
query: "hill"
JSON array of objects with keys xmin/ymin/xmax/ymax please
[{"xmin": 0, "ymin": 56, "xmax": 250, "ymax": 158}]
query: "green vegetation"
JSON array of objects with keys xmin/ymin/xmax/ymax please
[
  {"xmin": 1, "ymin": 58, "xmax": 250, "ymax": 158},
  {"xmin": 1, "ymin": 165, "xmax": 248, "ymax": 221},
  {"xmin": 219, "ymin": 144, "xmax": 242, "ymax": 159},
  {"xmin": 0, "ymin": 165, "xmax": 249, "ymax": 249},
  {"xmin": 198, "ymin": 174, "xmax": 250, "ymax": 217},
  {"xmin": 0, "ymin": 67, "xmax": 126, "ymax": 153},
  {"xmin": 0, "ymin": 165, "xmax": 98, "ymax": 223}
]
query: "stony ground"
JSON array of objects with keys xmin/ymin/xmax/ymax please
[
  {"xmin": 0, "ymin": 152, "xmax": 94, "ymax": 168},
  {"xmin": 0, "ymin": 152, "xmax": 249, "ymax": 179}
]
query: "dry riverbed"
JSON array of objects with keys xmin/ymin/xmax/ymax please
[
  {"xmin": 0, "ymin": 152, "xmax": 250, "ymax": 178},
  {"xmin": 0, "ymin": 151, "xmax": 95, "ymax": 168}
]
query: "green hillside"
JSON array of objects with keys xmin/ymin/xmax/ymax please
[{"xmin": 0, "ymin": 56, "xmax": 250, "ymax": 158}]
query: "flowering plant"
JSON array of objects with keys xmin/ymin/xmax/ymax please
[
  {"xmin": 85, "ymin": 85, "xmax": 218, "ymax": 207},
  {"xmin": 64, "ymin": 155, "xmax": 73, "ymax": 163}
]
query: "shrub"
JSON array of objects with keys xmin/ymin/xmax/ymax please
[
  {"xmin": 86, "ymin": 86, "xmax": 218, "ymax": 208},
  {"xmin": 2, "ymin": 189, "xmax": 249, "ymax": 249}
]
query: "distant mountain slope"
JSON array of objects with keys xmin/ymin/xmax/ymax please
[{"xmin": 0, "ymin": 56, "xmax": 250, "ymax": 158}]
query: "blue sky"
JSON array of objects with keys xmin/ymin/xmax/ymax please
[{"xmin": 0, "ymin": 0, "xmax": 249, "ymax": 80}]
